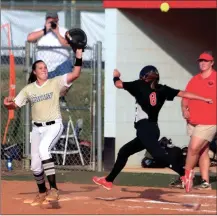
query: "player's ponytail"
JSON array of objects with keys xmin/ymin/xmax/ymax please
[
  {"xmin": 28, "ymin": 60, "xmax": 44, "ymax": 84},
  {"xmin": 144, "ymin": 72, "xmax": 159, "ymax": 89}
]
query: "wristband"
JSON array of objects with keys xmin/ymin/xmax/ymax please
[
  {"xmin": 113, "ymin": 77, "xmax": 120, "ymax": 84},
  {"xmin": 74, "ymin": 58, "xmax": 82, "ymax": 66},
  {"xmin": 43, "ymin": 27, "xmax": 47, "ymax": 35}
]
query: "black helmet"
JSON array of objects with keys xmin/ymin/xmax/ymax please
[{"xmin": 139, "ymin": 65, "xmax": 159, "ymax": 79}]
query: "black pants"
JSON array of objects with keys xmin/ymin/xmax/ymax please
[{"xmin": 106, "ymin": 119, "xmax": 185, "ymax": 182}]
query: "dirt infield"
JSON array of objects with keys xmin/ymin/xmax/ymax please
[{"xmin": 1, "ymin": 180, "xmax": 216, "ymax": 215}]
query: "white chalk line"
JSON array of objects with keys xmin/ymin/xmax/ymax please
[
  {"xmin": 180, "ymin": 194, "xmax": 217, "ymax": 199},
  {"xmin": 125, "ymin": 198, "xmax": 211, "ymax": 207},
  {"xmin": 17, "ymin": 194, "xmax": 216, "ymax": 213},
  {"xmin": 146, "ymin": 206, "xmax": 216, "ymax": 213},
  {"xmin": 95, "ymin": 197, "xmax": 216, "ymax": 213},
  {"xmin": 12, "ymin": 197, "xmax": 22, "ymax": 200},
  {"xmin": 104, "ymin": 202, "xmax": 216, "ymax": 213},
  {"xmin": 95, "ymin": 197, "xmax": 212, "ymax": 207},
  {"xmin": 105, "ymin": 203, "xmax": 143, "ymax": 210}
]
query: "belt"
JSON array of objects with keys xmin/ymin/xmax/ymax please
[{"xmin": 33, "ymin": 121, "xmax": 55, "ymax": 127}]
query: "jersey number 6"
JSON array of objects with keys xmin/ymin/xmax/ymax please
[{"xmin": 149, "ymin": 92, "xmax": 157, "ymax": 106}]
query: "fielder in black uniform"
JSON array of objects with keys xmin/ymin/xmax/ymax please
[{"xmin": 93, "ymin": 65, "xmax": 213, "ymax": 191}]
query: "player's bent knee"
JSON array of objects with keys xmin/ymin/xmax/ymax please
[
  {"xmin": 39, "ymin": 153, "xmax": 52, "ymax": 162},
  {"xmin": 31, "ymin": 161, "xmax": 43, "ymax": 174},
  {"xmin": 39, "ymin": 146, "xmax": 51, "ymax": 161}
]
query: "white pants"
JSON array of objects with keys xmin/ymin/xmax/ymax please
[{"xmin": 30, "ymin": 120, "xmax": 63, "ymax": 174}]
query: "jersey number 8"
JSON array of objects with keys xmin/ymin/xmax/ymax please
[{"xmin": 149, "ymin": 92, "xmax": 157, "ymax": 106}]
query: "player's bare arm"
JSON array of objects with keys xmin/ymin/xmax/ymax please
[
  {"xmin": 4, "ymin": 96, "xmax": 18, "ymax": 110},
  {"xmin": 66, "ymin": 49, "xmax": 83, "ymax": 84},
  {"xmin": 113, "ymin": 69, "xmax": 123, "ymax": 88},
  {"xmin": 177, "ymin": 90, "xmax": 213, "ymax": 104}
]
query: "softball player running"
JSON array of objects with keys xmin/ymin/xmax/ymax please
[
  {"xmin": 93, "ymin": 66, "xmax": 213, "ymax": 191},
  {"xmin": 3, "ymin": 49, "xmax": 83, "ymax": 206}
]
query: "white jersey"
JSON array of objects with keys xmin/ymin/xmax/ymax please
[
  {"xmin": 34, "ymin": 26, "xmax": 70, "ymax": 72},
  {"xmin": 14, "ymin": 74, "xmax": 71, "ymax": 122}
]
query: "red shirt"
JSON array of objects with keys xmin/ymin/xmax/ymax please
[{"xmin": 184, "ymin": 70, "xmax": 216, "ymax": 125}]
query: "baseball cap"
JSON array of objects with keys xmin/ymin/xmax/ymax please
[
  {"xmin": 198, "ymin": 52, "xmax": 214, "ymax": 61},
  {"xmin": 45, "ymin": 11, "xmax": 58, "ymax": 19},
  {"xmin": 139, "ymin": 65, "xmax": 159, "ymax": 78}
]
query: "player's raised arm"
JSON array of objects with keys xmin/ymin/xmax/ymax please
[
  {"xmin": 113, "ymin": 69, "xmax": 123, "ymax": 88},
  {"xmin": 65, "ymin": 28, "xmax": 87, "ymax": 84},
  {"xmin": 66, "ymin": 49, "xmax": 83, "ymax": 84},
  {"xmin": 113, "ymin": 69, "xmax": 138, "ymax": 97}
]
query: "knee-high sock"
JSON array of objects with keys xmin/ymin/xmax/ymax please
[
  {"xmin": 42, "ymin": 158, "xmax": 57, "ymax": 189},
  {"xmin": 33, "ymin": 171, "xmax": 47, "ymax": 193}
]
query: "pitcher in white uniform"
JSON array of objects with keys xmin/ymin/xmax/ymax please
[{"xmin": 3, "ymin": 49, "xmax": 83, "ymax": 206}]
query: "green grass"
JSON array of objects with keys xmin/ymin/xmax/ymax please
[{"xmin": 2, "ymin": 170, "xmax": 217, "ymax": 190}]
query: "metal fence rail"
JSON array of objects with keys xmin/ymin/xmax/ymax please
[{"xmin": 1, "ymin": 41, "xmax": 103, "ymax": 173}]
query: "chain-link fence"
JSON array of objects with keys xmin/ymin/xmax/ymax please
[
  {"xmin": 1, "ymin": 42, "xmax": 103, "ymax": 173},
  {"xmin": 1, "ymin": 46, "xmax": 27, "ymax": 171}
]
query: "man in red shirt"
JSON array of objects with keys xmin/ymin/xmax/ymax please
[{"xmin": 176, "ymin": 51, "xmax": 216, "ymax": 192}]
